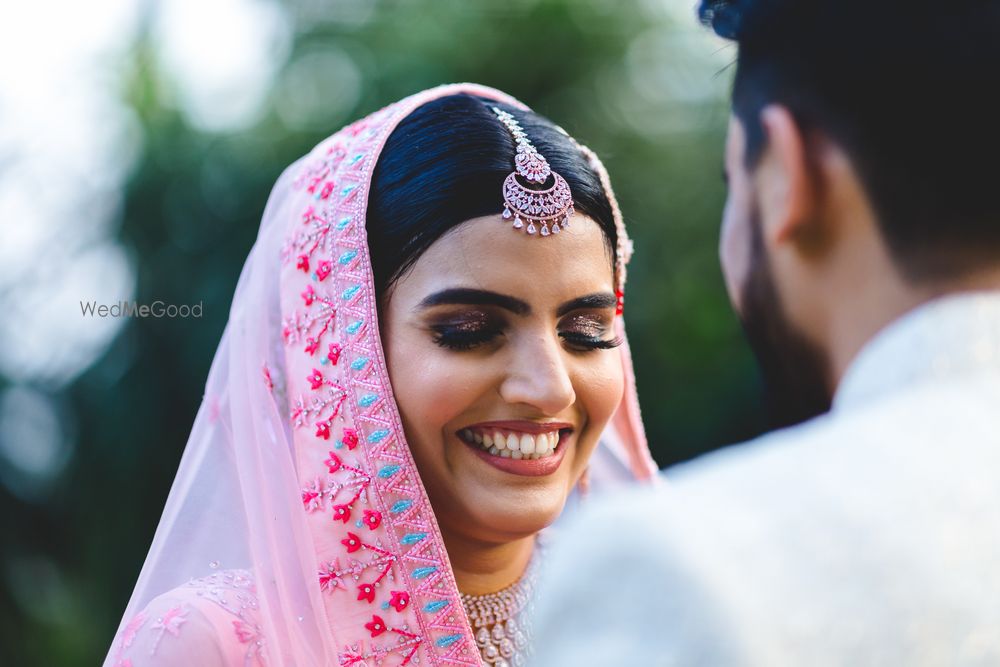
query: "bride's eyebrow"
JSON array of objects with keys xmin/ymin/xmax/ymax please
[
  {"xmin": 556, "ymin": 292, "xmax": 617, "ymax": 317},
  {"xmin": 417, "ymin": 288, "xmax": 531, "ymax": 315},
  {"xmin": 415, "ymin": 289, "xmax": 617, "ymax": 317}
]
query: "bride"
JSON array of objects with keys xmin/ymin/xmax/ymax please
[{"xmin": 106, "ymin": 83, "xmax": 657, "ymax": 667}]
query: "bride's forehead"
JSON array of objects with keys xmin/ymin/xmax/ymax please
[{"xmin": 404, "ymin": 214, "xmax": 615, "ymax": 293}]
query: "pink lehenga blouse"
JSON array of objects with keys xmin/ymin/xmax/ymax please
[{"xmin": 105, "ymin": 83, "xmax": 658, "ymax": 667}]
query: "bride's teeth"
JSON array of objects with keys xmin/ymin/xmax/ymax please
[{"xmin": 465, "ymin": 428, "xmax": 565, "ymax": 460}]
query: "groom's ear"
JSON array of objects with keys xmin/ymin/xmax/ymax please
[{"xmin": 754, "ymin": 105, "xmax": 822, "ymax": 253}]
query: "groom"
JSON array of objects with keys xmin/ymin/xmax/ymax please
[{"xmin": 530, "ymin": 1, "xmax": 1000, "ymax": 664}]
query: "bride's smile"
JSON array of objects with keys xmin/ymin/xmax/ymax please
[
  {"xmin": 459, "ymin": 425, "xmax": 572, "ymax": 476},
  {"xmin": 458, "ymin": 421, "xmax": 572, "ymax": 461}
]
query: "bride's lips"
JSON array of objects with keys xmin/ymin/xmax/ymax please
[{"xmin": 456, "ymin": 420, "xmax": 573, "ymax": 477}]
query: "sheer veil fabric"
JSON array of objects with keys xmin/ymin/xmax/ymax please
[{"xmin": 106, "ymin": 83, "xmax": 658, "ymax": 667}]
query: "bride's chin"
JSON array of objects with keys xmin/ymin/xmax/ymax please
[{"xmin": 459, "ymin": 485, "xmax": 569, "ymax": 539}]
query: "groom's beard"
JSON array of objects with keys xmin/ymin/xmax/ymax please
[{"xmin": 738, "ymin": 208, "xmax": 833, "ymax": 429}]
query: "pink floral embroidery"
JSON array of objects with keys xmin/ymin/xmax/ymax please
[
  {"xmin": 339, "ymin": 645, "xmax": 366, "ymax": 666},
  {"xmin": 315, "ymin": 421, "xmax": 331, "ymax": 440},
  {"xmin": 319, "ymin": 181, "xmax": 335, "ymax": 199},
  {"xmin": 348, "ymin": 118, "xmax": 369, "ymax": 137},
  {"xmin": 327, "ymin": 343, "xmax": 342, "ymax": 365},
  {"xmin": 357, "ymin": 583, "xmax": 376, "ymax": 603},
  {"xmin": 307, "ymin": 368, "xmax": 325, "ymax": 390},
  {"xmin": 148, "ymin": 604, "xmax": 189, "ymax": 655},
  {"xmin": 332, "ymin": 504, "xmax": 351, "ymax": 523},
  {"xmin": 296, "ymin": 254, "xmax": 310, "ymax": 273},
  {"xmin": 318, "ymin": 534, "xmax": 396, "ymax": 604},
  {"xmin": 323, "ymin": 478, "xmax": 343, "ymax": 500},
  {"xmin": 305, "ymin": 337, "xmax": 320, "ymax": 355},
  {"xmin": 301, "ymin": 284, "xmax": 316, "ymax": 306},
  {"xmin": 289, "ymin": 386, "xmax": 347, "ymax": 435},
  {"xmin": 365, "ymin": 615, "xmax": 386, "ymax": 637},
  {"xmin": 362, "ymin": 509, "xmax": 382, "ymax": 530},
  {"xmin": 305, "ymin": 455, "xmax": 371, "ymax": 523},
  {"xmin": 233, "ymin": 619, "xmax": 259, "ymax": 644},
  {"xmin": 319, "ymin": 560, "xmax": 344, "ymax": 592},
  {"xmin": 341, "ymin": 532, "xmax": 362, "ymax": 553},
  {"xmin": 302, "ymin": 205, "xmax": 315, "ymax": 223},
  {"xmin": 315, "ymin": 260, "xmax": 332, "ymax": 282},
  {"xmin": 151, "ymin": 605, "xmax": 188, "ymax": 637},
  {"xmin": 120, "ymin": 611, "xmax": 147, "ymax": 649},
  {"xmin": 342, "ymin": 428, "xmax": 359, "ymax": 450},
  {"xmin": 301, "ymin": 478, "xmax": 324, "ymax": 512},
  {"xmin": 306, "ymin": 173, "xmax": 322, "ymax": 194},
  {"xmin": 339, "ymin": 637, "xmax": 420, "ymax": 667},
  {"xmin": 164, "ymin": 570, "xmax": 266, "ymax": 664},
  {"xmin": 324, "ymin": 452, "xmax": 342, "ymax": 473},
  {"xmin": 388, "ymin": 590, "xmax": 409, "ymax": 612},
  {"xmin": 261, "ymin": 364, "xmax": 274, "ymax": 391}
]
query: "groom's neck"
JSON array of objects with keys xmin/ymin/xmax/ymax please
[{"xmin": 823, "ymin": 261, "xmax": 1000, "ymax": 394}]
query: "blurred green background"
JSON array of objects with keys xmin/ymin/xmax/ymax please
[{"xmin": 0, "ymin": 0, "xmax": 766, "ymax": 663}]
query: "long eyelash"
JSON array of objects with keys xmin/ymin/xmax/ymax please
[
  {"xmin": 432, "ymin": 328, "xmax": 620, "ymax": 352},
  {"xmin": 431, "ymin": 328, "xmax": 501, "ymax": 351},
  {"xmin": 559, "ymin": 332, "xmax": 624, "ymax": 351}
]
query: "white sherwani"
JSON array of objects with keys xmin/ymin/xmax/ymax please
[{"xmin": 530, "ymin": 292, "xmax": 1000, "ymax": 667}]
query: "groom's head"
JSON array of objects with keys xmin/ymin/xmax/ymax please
[{"xmin": 701, "ymin": 0, "xmax": 1000, "ymax": 427}]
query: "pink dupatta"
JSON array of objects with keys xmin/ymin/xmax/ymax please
[{"xmin": 106, "ymin": 83, "xmax": 657, "ymax": 667}]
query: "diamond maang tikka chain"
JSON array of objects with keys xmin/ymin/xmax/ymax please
[{"xmin": 492, "ymin": 106, "xmax": 574, "ymax": 237}]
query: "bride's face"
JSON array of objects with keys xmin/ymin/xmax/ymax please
[{"xmin": 382, "ymin": 214, "xmax": 624, "ymax": 544}]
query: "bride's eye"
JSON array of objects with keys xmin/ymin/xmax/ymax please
[
  {"xmin": 431, "ymin": 326, "xmax": 502, "ymax": 351},
  {"xmin": 429, "ymin": 312, "xmax": 504, "ymax": 351},
  {"xmin": 558, "ymin": 313, "xmax": 622, "ymax": 352}
]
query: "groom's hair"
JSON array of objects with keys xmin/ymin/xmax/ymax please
[{"xmin": 700, "ymin": 0, "xmax": 1000, "ymax": 281}]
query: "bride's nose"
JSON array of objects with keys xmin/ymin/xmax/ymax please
[{"xmin": 498, "ymin": 333, "xmax": 576, "ymax": 415}]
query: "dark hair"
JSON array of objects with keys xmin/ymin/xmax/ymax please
[
  {"xmin": 367, "ymin": 93, "xmax": 616, "ymax": 296},
  {"xmin": 700, "ymin": 0, "xmax": 1000, "ymax": 280}
]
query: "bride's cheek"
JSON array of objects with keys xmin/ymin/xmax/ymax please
[
  {"xmin": 577, "ymin": 356, "xmax": 625, "ymax": 449},
  {"xmin": 390, "ymin": 340, "xmax": 493, "ymax": 455}
]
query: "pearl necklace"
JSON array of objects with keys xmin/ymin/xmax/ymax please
[{"xmin": 460, "ymin": 552, "xmax": 540, "ymax": 667}]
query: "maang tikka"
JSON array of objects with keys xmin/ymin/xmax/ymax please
[{"xmin": 492, "ymin": 106, "xmax": 574, "ymax": 237}]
